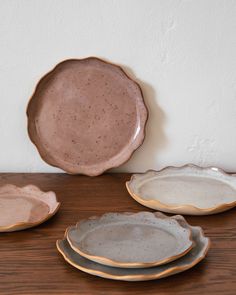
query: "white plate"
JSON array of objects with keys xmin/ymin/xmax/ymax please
[{"xmin": 126, "ymin": 164, "xmax": 236, "ymax": 215}]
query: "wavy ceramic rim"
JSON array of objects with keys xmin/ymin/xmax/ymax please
[
  {"xmin": 26, "ymin": 57, "xmax": 148, "ymax": 176},
  {"xmin": 126, "ymin": 164, "xmax": 236, "ymax": 215},
  {"xmin": 0, "ymin": 184, "xmax": 60, "ymax": 232},
  {"xmin": 56, "ymin": 213, "xmax": 211, "ymax": 281},
  {"xmin": 66, "ymin": 212, "xmax": 193, "ymax": 268}
]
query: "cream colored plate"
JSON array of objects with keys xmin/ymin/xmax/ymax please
[
  {"xmin": 66, "ymin": 212, "xmax": 193, "ymax": 268},
  {"xmin": 126, "ymin": 165, "xmax": 236, "ymax": 215},
  {"xmin": 0, "ymin": 184, "xmax": 60, "ymax": 232},
  {"xmin": 57, "ymin": 213, "xmax": 210, "ymax": 281}
]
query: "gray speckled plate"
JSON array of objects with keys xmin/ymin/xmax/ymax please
[
  {"xmin": 27, "ymin": 57, "xmax": 148, "ymax": 176},
  {"xmin": 66, "ymin": 212, "xmax": 193, "ymax": 268},
  {"xmin": 57, "ymin": 213, "xmax": 210, "ymax": 281},
  {"xmin": 126, "ymin": 164, "xmax": 236, "ymax": 215}
]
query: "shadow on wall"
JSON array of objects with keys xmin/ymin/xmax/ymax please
[{"xmin": 114, "ymin": 64, "xmax": 168, "ymax": 172}]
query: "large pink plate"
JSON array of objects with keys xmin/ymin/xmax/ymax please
[{"xmin": 27, "ymin": 57, "xmax": 148, "ymax": 176}]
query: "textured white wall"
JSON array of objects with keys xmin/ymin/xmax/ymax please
[{"xmin": 0, "ymin": 0, "xmax": 236, "ymax": 173}]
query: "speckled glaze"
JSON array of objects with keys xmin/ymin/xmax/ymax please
[
  {"xmin": 27, "ymin": 57, "xmax": 148, "ymax": 176},
  {"xmin": 126, "ymin": 164, "xmax": 236, "ymax": 215},
  {"xmin": 0, "ymin": 184, "xmax": 60, "ymax": 232},
  {"xmin": 66, "ymin": 212, "xmax": 193, "ymax": 268},
  {"xmin": 57, "ymin": 213, "xmax": 210, "ymax": 281}
]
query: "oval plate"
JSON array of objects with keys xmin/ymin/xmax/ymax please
[
  {"xmin": 57, "ymin": 213, "xmax": 210, "ymax": 281},
  {"xmin": 66, "ymin": 212, "xmax": 193, "ymax": 268},
  {"xmin": 0, "ymin": 184, "xmax": 60, "ymax": 232},
  {"xmin": 27, "ymin": 57, "xmax": 148, "ymax": 176},
  {"xmin": 126, "ymin": 164, "xmax": 236, "ymax": 215}
]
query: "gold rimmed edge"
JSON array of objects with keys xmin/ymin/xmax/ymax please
[
  {"xmin": 65, "ymin": 211, "xmax": 194, "ymax": 268},
  {"xmin": 126, "ymin": 164, "xmax": 236, "ymax": 215},
  {"xmin": 0, "ymin": 185, "xmax": 60, "ymax": 232},
  {"xmin": 26, "ymin": 56, "xmax": 148, "ymax": 176},
  {"xmin": 56, "ymin": 220, "xmax": 211, "ymax": 281}
]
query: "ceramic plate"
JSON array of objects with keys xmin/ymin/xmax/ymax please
[
  {"xmin": 126, "ymin": 164, "xmax": 236, "ymax": 215},
  {"xmin": 27, "ymin": 57, "xmax": 148, "ymax": 176},
  {"xmin": 66, "ymin": 212, "xmax": 193, "ymax": 268},
  {"xmin": 57, "ymin": 213, "xmax": 210, "ymax": 281},
  {"xmin": 0, "ymin": 184, "xmax": 60, "ymax": 232}
]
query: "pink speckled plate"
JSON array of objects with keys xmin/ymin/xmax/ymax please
[
  {"xmin": 0, "ymin": 184, "xmax": 60, "ymax": 232},
  {"xmin": 27, "ymin": 57, "xmax": 148, "ymax": 176}
]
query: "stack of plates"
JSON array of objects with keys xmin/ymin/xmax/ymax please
[{"xmin": 57, "ymin": 212, "xmax": 210, "ymax": 281}]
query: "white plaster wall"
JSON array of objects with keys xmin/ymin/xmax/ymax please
[{"xmin": 0, "ymin": 0, "xmax": 236, "ymax": 173}]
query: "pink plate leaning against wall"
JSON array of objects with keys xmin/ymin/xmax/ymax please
[{"xmin": 27, "ymin": 57, "xmax": 148, "ymax": 176}]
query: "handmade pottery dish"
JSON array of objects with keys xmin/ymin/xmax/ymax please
[
  {"xmin": 57, "ymin": 213, "xmax": 210, "ymax": 281},
  {"xmin": 66, "ymin": 212, "xmax": 193, "ymax": 268},
  {"xmin": 0, "ymin": 184, "xmax": 60, "ymax": 232},
  {"xmin": 27, "ymin": 57, "xmax": 148, "ymax": 176},
  {"xmin": 126, "ymin": 164, "xmax": 236, "ymax": 215}
]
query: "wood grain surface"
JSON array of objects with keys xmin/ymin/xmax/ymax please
[{"xmin": 0, "ymin": 173, "xmax": 235, "ymax": 295}]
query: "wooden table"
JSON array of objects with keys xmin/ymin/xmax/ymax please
[{"xmin": 0, "ymin": 173, "xmax": 236, "ymax": 295}]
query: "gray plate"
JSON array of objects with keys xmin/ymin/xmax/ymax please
[
  {"xmin": 66, "ymin": 212, "xmax": 193, "ymax": 268},
  {"xmin": 57, "ymin": 213, "xmax": 210, "ymax": 281}
]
